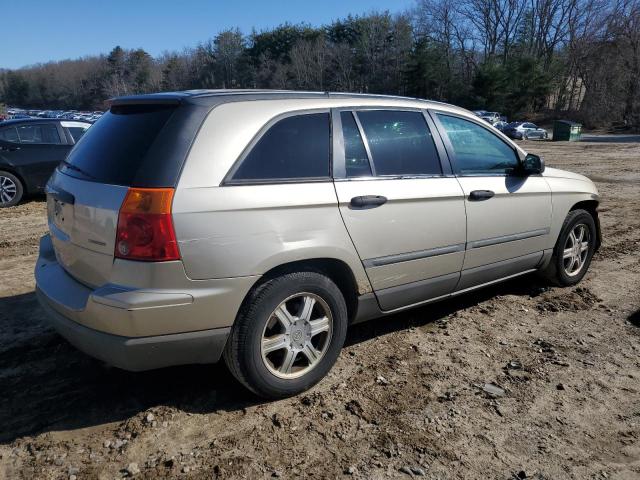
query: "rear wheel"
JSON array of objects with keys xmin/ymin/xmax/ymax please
[
  {"xmin": 224, "ymin": 271, "xmax": 348, "ymax": 399},
  {"xmin": 540, "ymin": 209, "xmax": 596, "ymax": 286},
  {"xmin": 0, "ymin": 171, "xmax": 24, "ymax": 207}
]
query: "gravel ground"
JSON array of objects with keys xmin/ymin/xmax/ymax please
[{"xmin": 0, "ymin": 139, "xmax": 639, "ymax": 480}]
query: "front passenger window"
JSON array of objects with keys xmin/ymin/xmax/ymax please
[{"xmin": 437, "ymin": 114, "xmax": 518, "ymax": 175}]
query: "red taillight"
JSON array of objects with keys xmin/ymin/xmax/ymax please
[{"xmin": 115, "ymin": 188, "xmax": 180, "ymax": 262}]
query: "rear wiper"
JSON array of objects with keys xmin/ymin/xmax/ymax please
[{"xmin": 60, "ymin": 160, "xmax": 96, "ymax": 180}]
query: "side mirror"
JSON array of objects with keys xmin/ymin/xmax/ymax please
[{"xmin": 522, "ymin": 153, "xmax": 545, "ymax": 174}]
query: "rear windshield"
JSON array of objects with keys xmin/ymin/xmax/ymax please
[{"xmin": 60, "ymin": 104, "xmax": 178, "ymax": 186}]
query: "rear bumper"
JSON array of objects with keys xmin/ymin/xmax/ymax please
[
  {"xmin": 34, "ymin": 234, "xmax": 256, "ymax": 370},
  {"xmin": 37, "ymin": 288, "xmax": 230, "ymax": 371}
]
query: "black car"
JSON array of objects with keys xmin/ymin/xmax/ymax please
[{"xmin": 0, "ymin": 118, "xmax": 91, "ymax": 207}]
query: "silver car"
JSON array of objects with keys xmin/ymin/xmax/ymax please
[
  {"xmin": 36, "ymin": 91, "xmax": 601, "ymax": 398},
  {"xmin": 505, "ymin": 122, "xmax": 549, "ymax": 140}
]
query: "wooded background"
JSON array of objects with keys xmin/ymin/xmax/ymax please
[{"xmin": 1, "ymin": 0, "xmax": 639, "ymax": 129}]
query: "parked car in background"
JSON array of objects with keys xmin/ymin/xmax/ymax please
[
  {"xmin": 493, "ymin": 121, "xmax": 509, "ymax": 132},
  {"xmin": 481, "ymin": 111, "xmax": 501, "ymax": 124},
  {"xmin": 503, "ymin": 122, "xmax": 548, "ymax": 140},
  {"xmin": 35, "ymin": 90, "xmax": 601, "ymax": 399},
  {"xmin": 521, "ymin": 126, "xmax": 549, "ymax": 140},
  {"xmin": 0, "ymin": 118, "xmax": 91, "ymax": 206},
  {"xmin": 473, "ymin": 110, "xmax": 502, "ymax": 125}
]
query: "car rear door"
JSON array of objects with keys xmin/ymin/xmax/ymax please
[
  {"xmin": 13, "ymin": 122, "xmax": 71, "ymax": 190},
  {"xmin": 430, "ymin": 111, "xmax": 552, "ymax": 291},
  {"xmin": 333, "ymin": 108, "xmax": 467, "ymax": 311}
]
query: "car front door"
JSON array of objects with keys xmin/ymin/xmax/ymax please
[
  {"xmin": 431, "ymin": 111, "xmax": 552, "ymax": 291},
  {"xmin": 333, "ymin": 108, "xmax": 467, "ymax": 311},
  {"xmin": 13, "ymin": 123, "xmax": 70, "ymax": 191}
]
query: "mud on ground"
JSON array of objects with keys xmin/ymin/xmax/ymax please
[{"xmin": 0, "ymin": 140, "xmax": 639, "ymax": 479}]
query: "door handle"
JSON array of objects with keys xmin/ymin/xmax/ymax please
[
  {"xmin": 350, "ymin": 195, "xmax": 388, "ymax": 209},
  {"xmin": 0, "ymin": 145, "xmax": 20, "ymax": 151},
  {"xmin": 469, "ymin": 190, "xmax": 495, "ymax": 201}
]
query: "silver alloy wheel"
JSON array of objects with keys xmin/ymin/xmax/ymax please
[
  {"xmin": 0, "ymin": 175, "xmax": 17, "ymax": 204},
  {"xmin": 261, "ymin": 292, "xmax": 333, "ymax": 379},
  {"xmin": 563, "ymin": 223, "xmax": 590, "ymax": 277}
]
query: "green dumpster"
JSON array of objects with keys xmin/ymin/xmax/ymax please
[{"xmin": 553, "ymin": 120, "xmax": 582, "ymax": 141}]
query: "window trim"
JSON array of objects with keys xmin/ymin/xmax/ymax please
[
  {"xmin": 428, "ymin": 109, "xmax": 523, "ymax": 177},
  {"xmin": 221, "ymin": 108, "xmax": 333, "ymax": 186},
  {"xmin": 332, "ymin": 106, "xmax": 452, "ymax": 181},
  {"xmin": 351, "ymin": 111, "xmax": 377, "ymax": 176}
]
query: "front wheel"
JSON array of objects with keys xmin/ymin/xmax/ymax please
[
  {"xmin": 223, "ymin": 271, "xmax": 348, "ymax": 399},
  {"xmin": 541, "ymin": 209, "xmax": 597, "ymax": 286}
]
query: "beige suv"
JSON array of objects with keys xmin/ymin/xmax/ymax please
[{"xmin": 35, "ymin": 91, "xmax": 601, "ymax": 398}]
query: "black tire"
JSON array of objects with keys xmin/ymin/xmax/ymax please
[
  {"xmin": 223, "ymin": 271, "xmax": 348, "ymax": 399},
  {"xmin": 540, "ymin": 209, "xmax": 596, "ymax": 286},
  {"xmin": 0, "ymin": 170, "xmax": 24, "ymax": 208}
]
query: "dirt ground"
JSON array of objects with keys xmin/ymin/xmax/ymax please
[{"xmin": 1, "ymin": 139, "xmax": 639, "ymax": 480}]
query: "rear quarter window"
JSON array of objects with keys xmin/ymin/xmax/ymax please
[
  {"xmin": 229, "ymin": 112, "xmax": 331, "ymax": 183},
  {"xmin": 67, "ymin": 126, "xmax": 88, "ymax": 142}
]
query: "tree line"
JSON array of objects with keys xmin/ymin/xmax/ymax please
[{"xmin": 1, "ymin": 0, "xmax": 639, "ymax": 128}]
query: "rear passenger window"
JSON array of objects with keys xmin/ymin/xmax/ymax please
[
  {"xmin": 232, "ymin": 113, "xmax": 330, "ymax": 182},
  {"xmin": 341, "ymin": 112, "xmax": 372, "ymax": 177},
  {"xmin": 357, "ymin": 110, "xmax": 441, "ymax": 176},
  {"xmin": 16, "ymin": 124, "xmax": 61, "ymax": 144}
]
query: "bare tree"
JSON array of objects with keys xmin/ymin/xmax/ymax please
[
  {"xmin": 290, "ymin": 36, "xmax": 328, "ymax": 90},
  {"xmin": 214, "ymin": 29, "xmax": 245, "ymax": 88}
]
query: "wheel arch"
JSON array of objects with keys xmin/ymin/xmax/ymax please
[
  {"xmin": 569, "ymin": 199, "xmax": 601, "ymax": 250},
  {"xmin": 249, "ymin": 258, "xmax": 361, "ymax": 323}
]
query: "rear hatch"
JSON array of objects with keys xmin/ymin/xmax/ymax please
[{"xmin": 46, "ymin": 100, "xmax": 204, "ymax": 287}]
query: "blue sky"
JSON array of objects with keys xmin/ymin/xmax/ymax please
[{"xmin": 1, "ymin": 0, "xmax": 415, "ymax": 69}]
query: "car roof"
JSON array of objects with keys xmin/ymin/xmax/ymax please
[{"xmin": 108, "ymin": 89, "xmax": 465, "ymax": 113}]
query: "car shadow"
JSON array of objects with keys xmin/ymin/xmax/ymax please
[
  {"xmin": 0, "ymin": 274, "xmax": 545, "ymax": 444},
  {"xmin": 628, "ymin": 309, "xmax": 640, "ymax": 328},
  {"xmin": 14, "ymin": 194, "xmax": 46, "ymax": 207}
]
